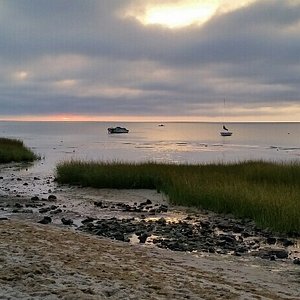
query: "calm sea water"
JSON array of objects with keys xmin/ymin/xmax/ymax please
[{"xmin": 1, "ymin": 121, "xmax": 300, "ymax": 175}]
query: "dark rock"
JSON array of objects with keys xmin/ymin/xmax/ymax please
[
  {"xmin": 26, "ymin": 203, "xmax": 37, "ymax": 208},
  {"xmin": 235, "ymin": 245, "xmax": 248, "ymax": 253},
  {"xmin": 146, "ymin": 199, "xmax": 152, "ymax": 205},
  {"xmin": 39, "ymin": 207, "xmax": 51, "ymax": 213},
  {"xmin": 114, "ymin": 233, "xmax": 125, "ymax": 241},
  {"xmin": 293, "ymin": 258, "xmax": 300, "ymax": 265},
  {"xmin": 254, "ymin": 248, "xmax": 289, "ymax": 259},
  {"xmin": 149, "ymin": 209, "xmax": 156, "ymax": 215},
  {"xmin": 38, "ymin": 216, "xmax": 52, "ymax": 224},
  {"xmin": 61, "ymin": 218, "xmax": 73, "ymax": 225},
  {"xmin": 157, "ymin": 205, "xmax": 168, "ymax": 213},
  {"xmin": 279, "ymin": 238, "xmax": 294, "ymax": 247},
  {"xmin": 200, "ymin": 220, "xmax": 211, "ymax": 229},
  {"xmin": 138, "ymin": 232, "xmax": 149, "ymax": 243},
  {"xmin": 82, "ymin": 217, "xmax": 96, "ymax": 224},
  {"xmin": 34, "ymin": 177, "xmax": 40, "ymax": 180},
  {"xmin": 31, "ymin": 196, "xmax": 40, "ymax": 201},
  {"xmin": 0, "ymin": 217, "xmax": 9, "ymax": 221},
  {"xmin": 266, "ymin": 237, "xmax": 277, "ymax": 245},
  {"xmin": 23, "ymin": 182, "xmax": 28, "ymax": 186},
  {"xmin": 17, "ymin": 178, "xmax": 22, "ymax": 181},
  {"xmin": 219, "ymin": 234, "xmax": 236, "ymax": 245},
  {"xmin": 232, "ymin": 225, "xmax": 244, "ymax": 233},
  {"xmin": 51, "ymin": 208, "xmax": 62, "ymax": 214},
  {"xmin": 14, "ymin": 203, "xmax": 23, "ymax": 208},
  {"xmin": 48, "ymin": 195, "xmax": 57, "ymax": 201},
  {"xmin": 94, "ymin": 201, "xmax": 103, "ymax": 207},
  {"xmin": 157, "ymin": 217, "xmax": 167, "ymax": 225}
]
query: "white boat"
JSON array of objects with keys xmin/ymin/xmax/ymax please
[
  {"xmin": 220, "ymin": 99, "xmax": 232, "ymax": 137},
  {"xmin": 107, "ymin": 126, "xmax": 129, "ymax": 134}
]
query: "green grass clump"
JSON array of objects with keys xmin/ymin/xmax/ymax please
[
  {"xmin": 56, "ymin": 160, "xmax": 300, "ymax": 235},
  {"xmin": 0, "ymin": 138, "xmax": 38, "ymax": 163}
]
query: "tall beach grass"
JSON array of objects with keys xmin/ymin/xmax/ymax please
[
  {"xmin": 0, "ymin": 138, "xmax": 38, "ymax": 163},
  {"xmin": 56, "ymin": 160, "xmax": 300, "ymax": 234}
]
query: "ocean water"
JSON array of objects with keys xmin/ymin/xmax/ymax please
[{"xmin": 1, "ymin": 121, "xmax": 300, "ymax": 175}]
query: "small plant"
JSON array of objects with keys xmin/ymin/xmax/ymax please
[
  {"xmin": 0, "ymin": 138, "xmax": 38, "ymax": 163},
  {"xmin": 56, "ymin": 160, "xmax": 300, "ymax": 234}
]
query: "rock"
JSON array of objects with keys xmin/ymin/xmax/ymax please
[
  {"xmin": 266, "ymin": 237, "xmax": 277, "ymax": 245},
  {"xmin": 82, "ymin": 217, "xmax": 96, "ymax": 224},
  {"xmin": 157, "ymin": 205, "xmax": 168, "ymax": 213},
  {"xmin": 94, "ymin": 201, "xmax": 103, "ymax": 207},
  {"xmin": 146, "ymin": 199, "xmax": 152, "ymax": 205},
  {"xmin": 14, "ymin": 203, "xmax": 23, "ymax": 208},
  {"xmin": 38, "ymin": 216, "xmax": 52, "ymax": 224},
  {"xmin": 157, "ymin": 217, "xmax": 167, "ymax": 225},
  {"xmin": 254, "ymin": 247, "xmax": 289, "ymax": 259},
  {"xmin": 218, "ymin": 234, "xmax": 236, "ymax": 245},
  {"xmin": 232, "ymin": 225, "xmax": 244, "ymax": 233},
  {"xmin": 279, "ymin": 238, "xmax": 294, "ymax": 247},
  {"xmin": 293, "ymin": 258, "xmax": 300, "ymax": 265},
  {"xmin": 33, "ymin": 177, "xmax": 40, "ymax": 180},
  {"xmin": 48, "ymin": 195, "xmax": 57, "ymax": 201},
  {"xmin": 138, "ymin": 232, "xmax": 149, "ymax": 243},
  {"xmin": 200, "ymin": 220, "xmax": 211, "ymax": 229},
  {"xmin": 0, "ymin": 217, "xmax": 9, "ymax": 221},
  {"xmin": 39, "ymin": 207, "xmax": 51, "ymax": 213},
  {"xmin": 61, "ymin": 218, "xmax": 73, "ymax": 225},
  {"xmin": 51, "ymin": 209, "xmax": 62, "ymax": 214},
  {"xmin": 31, "ymin": 196, "xmax": 40, "ymax": 201},
  {"xmin": 114, "ymin": 233, "xmax": 125, "ymax": 241}
]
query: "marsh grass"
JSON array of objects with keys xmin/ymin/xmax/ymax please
[
  {"xmin": 56, "ymin": 160, "xmax": 300, "ymax": 234},
  {"xmin": 0, "ymin": 138, "xmax": 38, "ymax": 163}
]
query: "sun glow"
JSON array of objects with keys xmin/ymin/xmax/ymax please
[
  {"xmin": 125, "ymin": 0, "xmax": 257, "ymax": 29},
  {"xmin": 143, "ymin": 2, "xmax": 217, "ymax": 28}
]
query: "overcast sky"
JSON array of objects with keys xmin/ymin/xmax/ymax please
[{"xmin": 1, "ymin": 0, "xmax": 300, "ymax": 122}]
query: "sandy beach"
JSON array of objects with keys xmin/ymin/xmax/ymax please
[{"xmin": 1, "ymin": 218, "xmax": 300, "ymax": 300}]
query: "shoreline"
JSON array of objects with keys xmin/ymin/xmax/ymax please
[{"xmin": 1, "ymin": 163, "xmax": 300, "ymax": 298}]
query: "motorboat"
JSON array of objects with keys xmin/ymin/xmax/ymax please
[{"xmin": 107, "ymin": 126, "xmax": 129, "ymax": 134}]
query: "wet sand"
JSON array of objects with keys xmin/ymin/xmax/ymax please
[{"xmin": 1, "ymin": 219, "xmax": 300, "ymax": 300}]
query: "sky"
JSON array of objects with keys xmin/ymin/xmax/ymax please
[{"xmin": 1, "ymin": 0, "xmax": 300, "ymax": 122}]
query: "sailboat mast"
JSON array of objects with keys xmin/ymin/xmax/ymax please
[{"xmin": 220, "ymin": 98, "xmax": 232, "ymax": 136}]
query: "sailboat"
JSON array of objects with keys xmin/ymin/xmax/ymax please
[{"xmin": 220, "ymin": 99, "xmax": 233, "ymax": 136}]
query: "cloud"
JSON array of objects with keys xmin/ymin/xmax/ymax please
[{"xmin": 0, "ymin": 0, "xmax": 300, "ymax": 121}]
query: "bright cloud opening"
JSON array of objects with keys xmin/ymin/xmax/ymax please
[{"xmin": 125, "ymin": 0, "xmax": 257, "ymax": 28}]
